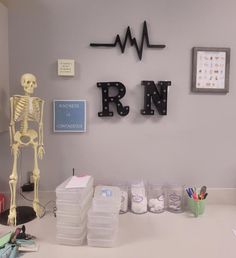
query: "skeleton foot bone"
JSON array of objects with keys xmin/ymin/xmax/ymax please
[
  {"xmin": 33, "ymin": 201, "xmax": 44, "ymax": 218},
  {"xmin": 8, "ymin": 206, "xmax": 17, "ymax": 226}
]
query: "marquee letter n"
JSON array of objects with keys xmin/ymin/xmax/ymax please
[{"xmin": 141, "ymin": 81, "xmax": 171, "ymax": 115}]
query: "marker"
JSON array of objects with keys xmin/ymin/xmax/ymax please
[
  {"xmin": 186, "ymin": 188, "xmax": 192, "ymax": 198},
  {"xmin": 193, "ymin": 192, "xmax": 198, "ymax": 201}
]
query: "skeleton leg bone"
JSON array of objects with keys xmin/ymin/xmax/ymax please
[
  {"xmin": 32, "ymin": 142, "xmax": 43, "ymax": 217},
  {"xmin": 8, "ymin": 143, "xmax": 19, "ymax": 226}
]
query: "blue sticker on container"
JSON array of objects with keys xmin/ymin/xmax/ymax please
[{"xmin": 101, "ymin": 189, "xmax": 112, "ymax": 197}]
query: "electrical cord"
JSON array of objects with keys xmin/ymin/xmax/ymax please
[{"xmin": 19, "ymin": 190, "xmax": 56, "ymax": 218}]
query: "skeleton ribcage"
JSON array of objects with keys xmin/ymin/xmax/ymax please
[{"xmin": 13, "ymin": 95, "xmax": 41, "ymax": 123}]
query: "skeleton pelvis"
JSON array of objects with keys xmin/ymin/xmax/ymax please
[{"xmin": 14, "ymin": 130, "xmax": 38, "ymax": 145}]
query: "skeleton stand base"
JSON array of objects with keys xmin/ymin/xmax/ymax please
[{"xmin": 0, "ymin": 206, "xmax": 36, "ymax": 226}]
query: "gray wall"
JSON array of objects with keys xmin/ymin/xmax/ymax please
[
  {"xmin": 0, "ymin": 0, "xmax": 8, "ymax": 7},
  {"xmin": 0, "ymin": 2, "xmax": 10, "ymax": 191},
  {"xmin": 1, "ymin": 0, "xmax": 236, "ymax": 191},
  {"xmin": 0, "ymin": 2, "xmax": 9, "ymax": 132}
]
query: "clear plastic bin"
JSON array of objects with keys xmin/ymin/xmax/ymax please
[
  {"xmin": 88, "ymin": 208, "xmax": 119, "ymax": 225},
  {"xmin": 87, "ymin": 236, "xmax": 117, "ymax": 248},
  {"xmin": 56, "ymin": 209, "xmax": 88, "ymax": 226},
  {"xmin": 56, "ymin": 189, "xmax": 93, "ymax": 214},
  {"xmin": 56, "ymin": 176, "xmax": 94, "ymax": 202},
  {"xmin": 56, "ymin": 232, "xmax": 86, "ymax": 246},
  {"xmin": 87, "ymin": 225, "xmax": 118, "ymax": 239},
  {"xmin": 92, "ymin": 186, "xmax": 121, "ymax": 213},
  {"xmin": 56, "ymin": 223, "xmax": 86, "ymax": 238},
  {"xmin": 92, "ymin": 202, "xmax": 121, "ymax": 213},
  {"xmin": 87, "ymin": 218, "xmax": 119, "ymax": 229}
]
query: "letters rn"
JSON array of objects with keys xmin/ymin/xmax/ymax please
[{"xmin": 97, "ymin": 80, "xmax": 171, "ymax": 117}]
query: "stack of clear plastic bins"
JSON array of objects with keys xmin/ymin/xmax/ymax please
[
  {"xmin": 55, "ymin": 176, "xmax": 94, "ymax": 245},
  {"xmin": 87, "ymin": 185, "xmax": 121, "ymax": 247}
]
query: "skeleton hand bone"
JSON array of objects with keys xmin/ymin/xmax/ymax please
[
  {"xmin": 38, "ymin": 146, "xmax": 45, "ymax": 159},
  {"xmin": 11, "ymin": 145, "xmax": 20, "ymax": 157}
]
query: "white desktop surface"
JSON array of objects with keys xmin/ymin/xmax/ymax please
[{"xmin": 1, "ymin": 204, "xmax": 236, "ymax": 258}]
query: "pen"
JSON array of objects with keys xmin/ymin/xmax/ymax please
[{"xmin": 186, "ymin": 188, "xmax": 192, "ymax": 198}]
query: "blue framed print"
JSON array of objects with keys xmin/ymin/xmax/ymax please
[{"xmin": 53, "ymin": 100, "xmax": 86, "ymax": 132}]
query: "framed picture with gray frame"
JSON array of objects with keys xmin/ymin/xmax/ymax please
[
  {"xmin": 53, "ymin": 100, "xmax": 86, "ymax": 132},
  {"xmin": 191, "ymin": 47, "xmax": 230, "ymax": 93}
]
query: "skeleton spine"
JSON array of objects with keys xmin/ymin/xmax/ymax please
[{"xmin": 20, "ymin": 96, "xmax": 29, "ymax": 134}]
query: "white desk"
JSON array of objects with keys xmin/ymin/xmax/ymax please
[{"xmin": 2, "ymin": 204, "xmax": 236, "ymax": 258}]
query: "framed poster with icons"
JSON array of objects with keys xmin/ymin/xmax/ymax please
[
  {"xmin": 53, "ymin": 100, "xmax": 86, "ymax": 132},
  {"xmin": 191, "ymin": 47, "xmax": 230, "ymax": 93}
]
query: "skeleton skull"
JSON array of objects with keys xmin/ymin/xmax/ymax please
[{"xmin": 21, "ymin": 73, "xmax": 37, "ymax": 95}]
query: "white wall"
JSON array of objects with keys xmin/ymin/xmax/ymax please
[{"xmin": 1, "ymin": 0, "xmax": 236, "ymax": 191}]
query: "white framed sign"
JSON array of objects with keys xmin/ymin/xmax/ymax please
[{"xmin": 57, "ymin": 59, "xmax": 75, "ymax": 76}]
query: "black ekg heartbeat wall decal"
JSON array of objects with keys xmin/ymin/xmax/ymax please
[{"xmin": 90, "ymin": 21, "xmax": 166, "ymax": 60}]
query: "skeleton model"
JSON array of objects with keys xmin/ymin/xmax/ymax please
[{"xmin": 8, "ymin": 73, "xmax": 45, "ymax": 226}]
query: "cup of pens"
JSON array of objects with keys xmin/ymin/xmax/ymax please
[{"xmin": 186, "ymin": 186, "xmax": 208, "ymax": 217}]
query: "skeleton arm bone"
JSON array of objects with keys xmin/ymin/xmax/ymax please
[
  {"xmin": 9, "ymin": 97, "xmax": 16, "ymax": 148},
  {"xmin": 38, "ymin": 99, "xmax": 44, "ymax": 146},
  {"xmin": 38, "ymin": 100, "xmax": 45, "ymax": 159}
]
